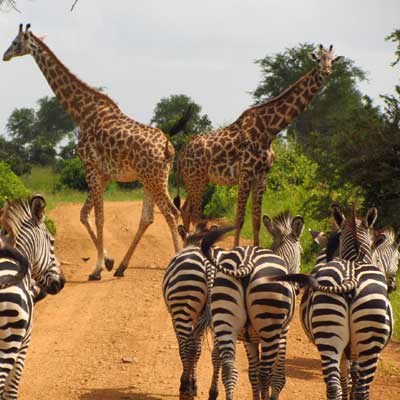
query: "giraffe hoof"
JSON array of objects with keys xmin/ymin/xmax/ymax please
[
  {"xmin": 113, "ymin": 267, "xmax": 125, "ymax": 278},
  {"xmin": 104, "ymin": 257, "xmax": 114, "ymax": 271},
  {"xmin": 88, "ymin": 273, "xmax": 102, "ymax": 281}
]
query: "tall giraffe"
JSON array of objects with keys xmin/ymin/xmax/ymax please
[
  {"xmin": 3, "ymin": 24, "xmax": 184, "ymax": 280},
  {"xmin": 177, "ymin": 44, "xmax": 343, "ymax": 246}
]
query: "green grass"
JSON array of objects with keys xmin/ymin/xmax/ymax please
[{"xmin": 21, "ymin": 166, "xmax": 144, "ymax": 209}]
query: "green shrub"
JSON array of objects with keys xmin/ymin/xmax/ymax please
[
  {"xmin": 57, "ymin": 157, "xmax": 88, "ymax": 191},
  {"xmin": 0, "ymin": 162, "xmax": 30, "ymax": 208},
  {"xmin": 203, "ymin": 186, "xmax": 237, "ymax": 218}
]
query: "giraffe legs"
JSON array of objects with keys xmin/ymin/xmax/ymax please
[
  {"xmin": 114, "ymin": 190, "xmax": 155, "ymax": 277},
  {"xmin": 234, "ymin": 176, "xmax": 252, "ymax": 246},
  {"xmin": 80, "ymin": 173, "xmax": 113, "ymax": 280},
  {"xmin": 251, "ymin": 177, "xmax": 267, "ymax": 247}
]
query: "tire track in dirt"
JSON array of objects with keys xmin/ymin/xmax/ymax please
[{"xmin": 19, "ymin": 202, "xmax": 400, "ymax": 399}]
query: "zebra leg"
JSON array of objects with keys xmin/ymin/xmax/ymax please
[
  {"xmin": 190, "ymin": 335, "xmax": 203, "ymax": 397},
  {"xmin": 244, "ymin": 341, "xmax": 260, "ymax": 400},
  {"xmin": 258, "ymin": 339, "xmax": 278, "ymax": 400},
  {"xmin": 208, "ymin": 340, "xmax": 221, "ymax": 400},
  {"xmin": 339, "ymin": 354, "xmax": 350, "ymax": 400},
  {"xmin": 270, "ymin": 328, "xmax": 289, "ymax": 400},
  {"xmin": 2, "ymin": 335, "xmax": 31, "ymax": 400},
  {"xmin": 352, "ymin": 355, "xmax": 379, "ymax": 400},
  {"xmin": 319, "ymin": 353, "xmax": 342, "ymax": 400}
]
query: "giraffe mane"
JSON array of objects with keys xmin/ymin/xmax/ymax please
[
  {"xmin": 32, "ymin": 34, "xmax": 120, "ymax": 111},
  {"xmin": 235, "ymin": 67, "xmax": 319, "ymax": 123}
]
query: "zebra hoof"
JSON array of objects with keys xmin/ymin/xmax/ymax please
[
  {"xmin": 88, "ymin": 273, "xmax": 102, "ymax": 281},
  {"xmin": 179, "ymin": 394, "xmax": 194, "ymax": 400},
  {"xmin": 208, "ymin": 391, "xmax": 218, "ymax": 400},
  {"xmin": 105, "ymin": 257, "xmax": 114, "ymax": 271}
]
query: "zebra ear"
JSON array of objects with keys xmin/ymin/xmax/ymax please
[
  {"xmin": 263, "ymin": 215, "xmax": 275, "ymax": 236},
  {"xmin": 372, "ymin": 233, "xmax": 387, "ymax": 251},
  {"xmin": 178, "ymin": 225, "xmax": 188, "ymax": 242},
  {"xmin": 364, "ymin": 207, "xmax": 378, "ymax": 229},
  {"xmin": 332, "ymin": 204, "xmax": 345, "ymax": 228},
  {"xmin": 30, "ymin": 195, "xmax": 46, "ymax": 223},
  {"xmin": 292, "ymin": 216, "xmax": 305, "ymax": 239},
  {"xmin": 309, "ymin": 229, "xmax": 328, "ymax": 248},
  {"xmin": 210, "ymin": 225, "xmax": 218, "ymax": 231}
]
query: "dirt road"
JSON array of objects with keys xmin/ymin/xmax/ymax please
[{"xmin": 19, "ymin": 201, "xmax": 400, "ymax": 399}]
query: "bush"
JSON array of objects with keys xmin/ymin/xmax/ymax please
[
  {"xmin": 0, "ymin": 162, "xmax": 30, "ymax": 208},
  {"xmin": 57, "ymin": 157, "xmax": 88, "ymax": 191},
  {"xmin": 203, "ymin": 185, "xmax": 237, "ymax": 218}
]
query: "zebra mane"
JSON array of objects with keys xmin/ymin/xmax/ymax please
[
  {"xmin": 183, "ymin": 222, "xmax": 209, "ymax": 247},
  {"xmin": 1, "ymin": 197, "xmax": 35, "ymax": 244},
  {"xmin": 271, "ymin": 211, "xmax": 293, "ymax": 237},
  {"xmin": 326, "ymin": 231, "xmax": 340, "ymax": 261},
  {"xmin": 344, "ymin": 204, "xmax": 361, "ymax": 254}
]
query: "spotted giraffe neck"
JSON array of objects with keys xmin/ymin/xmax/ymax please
[
  {"xmin": 29, "ymin": 34, "xmax": 120, "ymax": 126},
  {"xmin": 238, "ymin": 67, "xmax": 326, "ymax": 136}
]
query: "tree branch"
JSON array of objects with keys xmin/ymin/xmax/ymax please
[{"xmin": 70, "ymin": 0, "xmax": 79, "ymax": 11}]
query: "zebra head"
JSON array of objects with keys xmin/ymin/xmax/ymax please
[
  {"xmin": 332, "ymin": 204, "xmax": 377, "ymax": 264},
  {"xmin": 178, "ymin": 222, "xmax": 218, "ymax": 248},
  {"xmin": 372, "ymin": 227, "xmax": 400, "ymax": 292},
  {"xmin": 263, "ymin": 212, "xmax": 304, "ymax": 273},
  {"xmin": 1, "ymin": 195, "xmax": 65, "ymax": 295}
]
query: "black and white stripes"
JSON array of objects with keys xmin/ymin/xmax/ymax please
[{"xmin": 0, "ymin": 195, "xmax": 65, "ymax": 399}]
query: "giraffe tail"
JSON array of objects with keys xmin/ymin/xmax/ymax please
[{"xmin": 166, "ymin": 104, "xmax": 194, "ymax": 136}]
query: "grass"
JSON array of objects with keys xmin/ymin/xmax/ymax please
[
  {"xmin": 21, "ymin": 166, "xmax": 144, "ymax": 210},
  {"xmin": 21, "ymin": 166, "xmax": 400, "ymax": 338}
]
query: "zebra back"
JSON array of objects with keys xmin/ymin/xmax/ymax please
[{"xmin": 1, "ymin": 195, "xmax": 65, "ymax": 295}]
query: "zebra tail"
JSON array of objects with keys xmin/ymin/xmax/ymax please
[
  {"xmin": 269, "ymin": 273, "xmax": 358, "ymax": 294},
  {"xmin": 216, "ymin": 263, "xmax": 255, "ymax": 278},
  {"xmin": 200, "ymin": 225, "xmax": 235, "ymax": 262},
  {"xmin": 0, "ymin": 246, "xmax": 30, "ymax": 289},
  {"xmin": 191, "ymin": 305, "xmax": 212, "ymax": 340}
]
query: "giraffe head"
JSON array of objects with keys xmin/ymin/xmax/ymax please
[
  {"xmin": 3, "ymin": 23, "xmax": 40, "ymax": 61},
  {"xmin": 309, "ymin": 44, "xmax": 343, "ymax": 76}
]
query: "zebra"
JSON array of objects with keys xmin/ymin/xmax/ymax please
[
  {"xmin": 0, "ymin": 194, "xmax": 65, "ymax": 399},
  {"xmin": 201, "ymin": 212, "xmax": 304, "ymax": 400},
  {"xmin": 271, "ymin": 205, "xmax": 393, "ymax": 400},
  {"xmin": 163, "ymin": 222, "xmax": 220, "ymax": 400},
  {"xmin": 372, "ymin": 226, "xmax": 399, "ymax": 293}
]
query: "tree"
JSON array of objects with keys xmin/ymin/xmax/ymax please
[
  {"xmin": 253, "ymin": 43, "xmax": 367, "ymax": 145},
  {"xmin": 151, "ymin": 94, "xmax": 213, "ymax": 153},
  {"xmin": 4, "ymin": 95, "xmax": 75, "ymax": 166},
  {"xmin": 0, "ymin": 137, "xmax": 30, "ymax": 175},
  {"xmin": 386, "ymin": 30, "xmax": 400, "ymax": 66}
]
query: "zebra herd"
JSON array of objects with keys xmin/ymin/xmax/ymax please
[
  {"xmin": 0, "ymin": 195, "xmax": 64, "ymax": 399},
  {"xmin": 163, "ymin": 205, "xmax": 399, "ymax": 400}
]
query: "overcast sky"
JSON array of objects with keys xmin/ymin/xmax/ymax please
[{"xmin": 0, "ymin": 0, "xmax": 399, "ymax": 135}]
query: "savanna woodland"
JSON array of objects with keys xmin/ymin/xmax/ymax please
[{"xmin": 0, "ymin": 2, "xmax": 399, "ymax": 400}]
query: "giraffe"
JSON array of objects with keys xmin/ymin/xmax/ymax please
[
  {"xmin": 177, "ymin": 44, "xmax": 343, "ymax": 246},
  {"xmin": 3, "ymin": 24, "xmax": 184, "ymax": 280}
]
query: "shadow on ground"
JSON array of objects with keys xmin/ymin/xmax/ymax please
[
  {"xmin": 286, "ymin": 356, "xmax": 321, "ymax": 380},
  {"xmin": 79, "ymin": 388, "xmax": 178, "ymax": 400}
]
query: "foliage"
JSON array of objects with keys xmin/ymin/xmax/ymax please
[
  {"xmin": 0, "ymin": 162, "xmax": 30, "ymax": 208},
  {"xmin": 386, "ymin": 29, "xmax": 400, "ymax": 66},
  {"xmin": 203, "ymin": 186, "xmax": 237, "ymax": 219},
  {"xmin": 0, "ymin": 137, "xmax": 31, "ymax": 175},
  {"xmin": 151, "ymin": 94, "xmax": 213, "ymax": 154},
  {"xmin": 4, "ymin": 96, "xmax": 75, "ymax": 166},
  {"xmin": 57, "ymin": 157, "xmax": 88, "ymax": 191}
]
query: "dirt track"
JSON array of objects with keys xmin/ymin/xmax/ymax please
[{"xmin": 19, "ymin": 201, "xmax": 400, "ymax": 399}]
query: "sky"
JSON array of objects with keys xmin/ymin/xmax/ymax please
[{"xmin": 0, "ymin": 0, "xmax": 399, "ymax": 135}]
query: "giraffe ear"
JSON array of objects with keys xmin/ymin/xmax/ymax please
[
  {"xmin": 332, "ymin": 55, "xmax": 344, "ymax": 64},
  {"xmin": 308, "ymin": 52, "xmax": 319, "ymax": 62}
]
